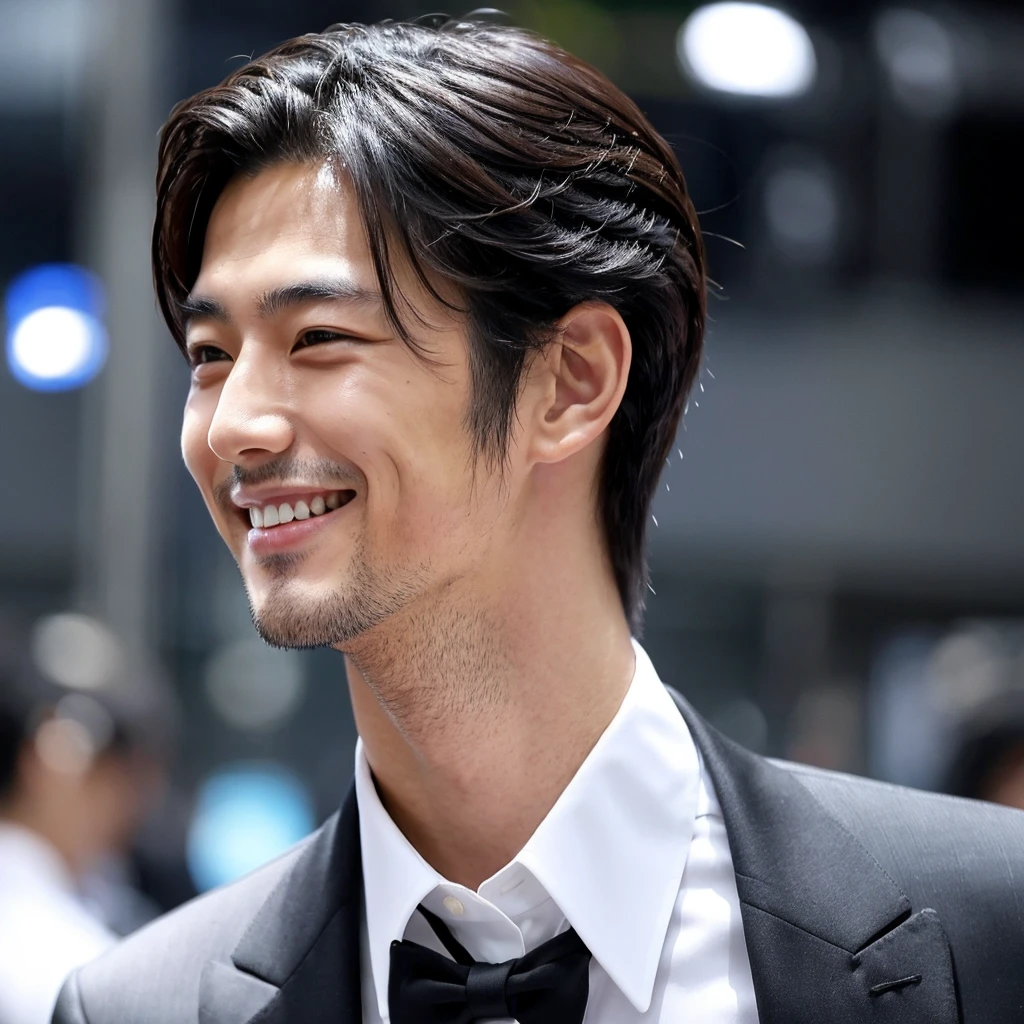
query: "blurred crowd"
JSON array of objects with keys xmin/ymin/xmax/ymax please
[{"xmin": 0, "ymin": 613, "xmax": 193, "ymax": 1024}]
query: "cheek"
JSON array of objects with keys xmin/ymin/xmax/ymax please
[
  {"xmin": 331, "ymin": 371, "xmax": 472, "ymax": 510},
  {"xmin": 374, "ymin": 458, "xmax": 491, "ymax": 564},
  {"xmin": 181, "ymin": 394, "xmax": 216, "ymax": 483}
]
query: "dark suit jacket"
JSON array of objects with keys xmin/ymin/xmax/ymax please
[{"xmin": 53, "ymin": 690, "xmax": 1024, "ymax": 1023}]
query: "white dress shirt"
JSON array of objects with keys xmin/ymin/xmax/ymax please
[
  {"xmin": 0, "ymin": 823, "xmax": 114, "ymax": 1024},
  {"xmin": 356, "ymin": 640, "xmax": 760, "ymax": 1023}
]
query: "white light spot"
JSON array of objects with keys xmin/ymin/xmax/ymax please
[
  {"xmin": 763, "ymin": 155, "xmax": 841, "ymax": 263},
  {"xmin": 678, "ymin": 3, "xmax": 817, "ymax": 99},
  {"xmin": 873, "ymin": 8, "xmax": 959, "ymax": 118},
  {"xmin": 8, "ymin": 306, "xmax": 106, "ymax": 389},
  {"xmin": 204, "ymin": 639, "xmax": 305, "ymax": 733},
  {"xmin": 31, "ymin": 613, "xmax": 123, "ymax": 691},
  {"xmin": 34, "ymin": 717, "xmax": 96, "ymax": 776}
]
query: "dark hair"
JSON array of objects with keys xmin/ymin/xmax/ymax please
[
  {"xmin": 154, "ymin": 16, "xmax": 706, "ymax": 627},
  {"xmin": 944, "ymin": 690, "xmax": 1024, "ymax": 801}
]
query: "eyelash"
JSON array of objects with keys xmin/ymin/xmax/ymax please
[
  {"xmin": 187, "ymin": 330, "xmax": 355, "ymax": 368},
  {"xmin": 293, "ymin": 329, "xmax": 352, "ymax": 349},
  {"xmin": 188, "ymin": 345, "xmax": 228, "ymax": 368}
]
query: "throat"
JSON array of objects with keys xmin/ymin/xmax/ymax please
[
  {"xmin": 342, "ymin": 577, "xmax": 636, "ymax": 889},
  {"xmin": 347, "ymin": 643, "xmax": 632, "ymax": 890}
]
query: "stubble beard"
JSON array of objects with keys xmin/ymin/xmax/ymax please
[
  {"xmin": 243, "ymin": 537, "xmax": 429, "ymax": 651},
  {"xmin": 242, "ymin": 535, "xmax": 512, "ymax": 739}
]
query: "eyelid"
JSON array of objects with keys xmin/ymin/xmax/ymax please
[
  {"xmin": 294, "ymin": 328, "xmax": 364, "ymax": 348},
  {"xmin": 186, "ymin": 342, "xmax": 230, "ymax": 367}
]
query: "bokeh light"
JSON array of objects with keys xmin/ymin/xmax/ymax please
[
  {"xmin": 186, "ymin": 764, "xmax": 316, "ymax": 892},
  {"xmin": 203, "ymin": 638, "xmax": 306, "ymax": 733},
  {"xmin": 30, "ymin": 613, "xmax": 124, "ymax": 691},
  {"xmin": 4, "ymin": 263, "xmax": 108, "ymax": 391},
  {"xmin": 678, "ymin": 2, "xmax": 817, "ymax": 98}
]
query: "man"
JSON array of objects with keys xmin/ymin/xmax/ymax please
[
  {"xmin": 945, "ymin": 689, "xmax": 1024, "ymax": 810},
  {"xmin": 55, "ymin": 16, "xmax": 1024, "ymax": 1024},
  {"xmin": 0, "ymin": 618, "xmax": 166, "ymax": 1024}
]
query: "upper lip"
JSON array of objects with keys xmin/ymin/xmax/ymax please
[{"xmin": 231, "ymin": 485, "xmax": 354, "ymax": 509}]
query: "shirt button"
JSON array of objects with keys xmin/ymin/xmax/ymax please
[{"xmin": 442, "ymin": 895, "xmax": 465, "ymax": 917}]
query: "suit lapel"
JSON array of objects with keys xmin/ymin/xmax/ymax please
[
  {"xmin": 668, "ymin": 688, "xmax": 959, "ymax": 1024},
  {"xmin": 198, "ymin": 785, "xmax": 364, "ymax": 1024}
]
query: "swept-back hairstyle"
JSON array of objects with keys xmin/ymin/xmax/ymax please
[{"xmin": 154, "ymin": 15, "xmax": 706, "ymax": 628}]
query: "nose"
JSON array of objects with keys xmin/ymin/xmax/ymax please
[{"xmin": 206, "ymin": 350, "xmax": 294, "ymax": 464}]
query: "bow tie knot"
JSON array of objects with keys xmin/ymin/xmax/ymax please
[
  {"xmin": 388, "ymin": 905, "xmax": 592, "ymax": 1024},
  {"xmin": 465, "ymin": 960, "xmax": 515, "ymax": 1018}
]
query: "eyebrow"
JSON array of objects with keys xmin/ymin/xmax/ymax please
[{"xmin": 180, "ymin": 277, "xmax": 384, "ymax": 330}]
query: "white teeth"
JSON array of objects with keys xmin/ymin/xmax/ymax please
[{"xmin": 250, "ymin": 493, "xmax": 346, "ymax": 528}]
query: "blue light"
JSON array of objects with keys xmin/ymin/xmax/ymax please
[
  {"xmin": 186, "ymin": 763, "xmax": 317, "ymax": 892},
  {"xmin": 4, "ymin": 263, "xmax": 108, "ymax": 391}
]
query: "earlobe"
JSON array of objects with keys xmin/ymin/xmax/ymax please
[{"xmin": 529, "ymin": 302, "xmax": 631, "ymax": 466}]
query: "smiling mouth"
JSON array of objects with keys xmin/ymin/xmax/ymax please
[{"xmin": 245, "ymin": 489, "xmax": 356, "ymax": 529}]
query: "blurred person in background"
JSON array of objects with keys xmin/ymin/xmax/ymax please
[
  {"xmin": 0, "ymin": 618, "xmax": 170, "ymax": 1024},
  {"xmin": 55, "ymin": 16, "xmax": 1024, "ymax": 1024},
  {"xmin": 944, "ymin": 689, "xmax": 1024, "ymax": 811}
]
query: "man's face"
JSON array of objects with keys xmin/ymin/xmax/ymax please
[{"xmin": 181, "ymin": 161, "xmax": 506, "ymax": 648}]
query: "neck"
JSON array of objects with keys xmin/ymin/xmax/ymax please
[{"xmin": 344, "ymin": 557, "xmax": 635, "ymax": 890}]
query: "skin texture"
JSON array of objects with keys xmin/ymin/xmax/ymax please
[{"xmin": 182, "ymin": 161, "xmax": 637, "ymax": 887}]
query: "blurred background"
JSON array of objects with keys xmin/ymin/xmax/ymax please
[{"xmin": 1, "ymin": 0, "xmax": 1023, "ymax": 1003}]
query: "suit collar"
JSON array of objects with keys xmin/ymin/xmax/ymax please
[
  {"xmin": 668, "ymin": 687, "xmax": 958, "ymax": 1024},
  {"xmin": 668, "ymin": 688, "xmax": 910, "ymax": 950}
]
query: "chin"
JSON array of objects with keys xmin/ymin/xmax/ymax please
[{"xmin": 244, "ymin": 564, "xmax": 422, "ymax": 651}]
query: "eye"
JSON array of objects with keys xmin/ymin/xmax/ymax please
[
  {"xmin": 188, "ymin": 344, "xmax": 231, "ymax": 368},
  {"xmin": 293, "ymin": 329, "xmax": 355, "ymax": 351}
]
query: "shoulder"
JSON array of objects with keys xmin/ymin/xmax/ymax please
[
  {"xmin": 52, "ymin": 832, "xmax": 315, "ymax": 1024},
  {"xmin": 775, "ymin": 758, "xmax": 1024, "ymax": 927},
  {"xmin": 776, "ymin": 756, "xmax": 1024, "ymax": 855}
]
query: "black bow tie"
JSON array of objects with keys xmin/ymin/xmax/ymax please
[{"xmin": 388, "ymin": 904, "xmax": 592, "ymax": 1024}]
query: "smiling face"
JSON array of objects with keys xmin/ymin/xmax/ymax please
[{"xmin": 181, "ymin": 161, "xmax": 507, "ymax": 649}]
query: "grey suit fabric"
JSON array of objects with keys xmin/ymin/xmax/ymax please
[{"xmin": 52, "ymin": 689, "xmax": 1024, "ymax": 1023}]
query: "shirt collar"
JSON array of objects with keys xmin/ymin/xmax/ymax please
[
  {"xmin": 355, "ymin": 639, "xmax": 701, "ymax": 1018},
  {"xmin": 356, "ymin": 737, "xmax": 444, "ymax": 1021}
]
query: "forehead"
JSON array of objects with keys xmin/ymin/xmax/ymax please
[{"xmin": 197, "ymin": 161, "xmax": 372, "ymax": 291}]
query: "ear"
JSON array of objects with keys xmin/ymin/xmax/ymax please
[{"xmin": 525, "ymin": 302, "xmax": 631, "ymax": 466}]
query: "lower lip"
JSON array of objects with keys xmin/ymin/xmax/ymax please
[{"xmin": 246, "ymin": 502, "xmax": 352, "ymax": 557}]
